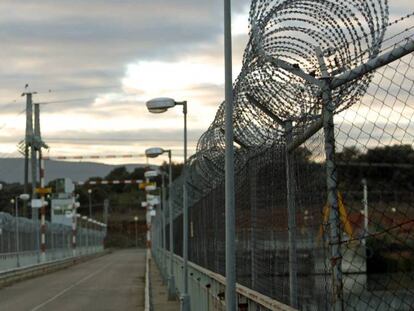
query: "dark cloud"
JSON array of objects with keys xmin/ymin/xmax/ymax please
[
  {"xmin": 0, "ymin": 0, "xmax": 249, "ymax": 107},
  {"xmin": 0, "ymin": 0, "xmax": 411, "ymax": 159}
]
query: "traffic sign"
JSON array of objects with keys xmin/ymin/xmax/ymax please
[{"xmin": 35, "ymin": 187, "xmax": 52, "ymax": 194}]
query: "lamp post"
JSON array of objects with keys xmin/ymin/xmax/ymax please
[
  {"xmin": 145, "ymin": 147, "xmax": 176, "ymax": 299},
  {"xmin": 134, "ymin": 216, "xmax": 139, "ymax": 247},
  {"xmin": 12, "ymin": 193, "xmax": 30, "ymax": 267},
  {"xmin": 87, "ymin": 189, "xmax": 92, "ymax": 218},
  {"xmin": 146, "ymin": 98, "xmax": 189, "ymax": 310},
  {"xmin": 145, "ymin": 169, "xmax": 168, "ymax": 279},
  {"xmin": 82, "ymin": 216, "xmax": 89, "ymax": 253},
  {"xmin": 76, "ymin": 214, "xmax": 82, "ymax": 254},
  {"xmin": 87, "ymin": 218, "xmax": 93, "ymax": 253}
]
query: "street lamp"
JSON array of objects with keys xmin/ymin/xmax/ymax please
[
  {"xmin": 146, "ymin": 97, "xmax": 189, "ymax": 309},
  {"xmin": 134, "ymin": 216, "xmax": 139, "ymax": 247},
  {"xmin": 145, "ymin": 146, "xmax": 175, "ymax": 299},
  {"xmin": 12, "ymin": 193, "xmax": 30, "ymax": 267},
  {"xmin": 87, "ymin": 189, "xmax": 92, "ymax": 218}
]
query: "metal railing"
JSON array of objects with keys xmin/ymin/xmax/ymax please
[
  {"xmin": 152, "ymin": 247, "xmax": 296, "ymax": 311},
  {"xmin": 0, "ymin": 212, "xmax": 105, "ymax": 272}
]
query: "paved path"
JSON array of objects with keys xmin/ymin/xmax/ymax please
[
  {"xmin": 150, "ymin": 258, "xmax": 180, "ymax": 311},
  {"xmin": 0, "ymin": 249, "xmax": 145, "ymax": 311}
]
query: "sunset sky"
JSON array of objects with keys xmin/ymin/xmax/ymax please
[{"xmin": 0, "ymin": 0, "xmax": 412, "ymax": 166}]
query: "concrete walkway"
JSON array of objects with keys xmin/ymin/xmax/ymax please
[
  {"xmin": 0, "ymin": 249, "xmax": 145, "ymax": 310},
  {"xmin": 150, "ymin": 258, "xmax": 180, "ymax": 310}
]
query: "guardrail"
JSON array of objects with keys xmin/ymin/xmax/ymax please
[{"xmin": 153, "ymin": 248, "xmax": 296, "ymax": 311}]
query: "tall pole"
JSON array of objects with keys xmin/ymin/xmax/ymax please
[
  {"xmin": 316, "ymin": 47, "xmax": 344, "ymax": 310},
  {"xmin": 224, "ymin": 0, "xmax": 236, "ymax": 310},
  {"xmin": 361, "ymin": 179, "xmax": 369, "ymax": 246},
  {"xmin": 85, "ymin": 219, "xmax": 89, "ymax": 253},
  {"xmin": 103, "ymin": 199, "xmax": 109, "ymax": 227},
  {"xmin": 161, "ymin": 173, "xmax": 167, "ymax": 279},
  {"xmin": 23, "ymin": 93, "xmax": 33, "ymax": 218},
  {"xmin": 167, "ymin": 150, "xmax": 176, "ymax": 300},
  {"xmin": 30, "ymin": 131, "xmax": 37, "ymax": 198},
  {"xmin": 78, "ymin": 218, "xmax": 82, "ymax": 254},
  {"xmin": 249, "ymin": 162, "xmax": 257, "ymax": 290},
  {"xmin": 15, "ymin": 198, "xmax": 20, "ymax": 267},
  {"xmin": 181, "ymin": 101, "xmax": 190, "ymax": 311},
  {"xmin": 285, "ymin": 121, "xmax": 298, "ymax": 308},
  {"xmin": 39, "ymin": 151, "xmax": 47, "ymax": 262},
  {"xmin": 72, "ymin": 205, "xmax": 78, "ymax": 257},
  {"xmin": 36, "ymin": 103, "xmax": 47, "ymax": 263},
  {"xmin": 88, "ymin": 190, "xmax": 92, "ymax": 218},
  {"xmin": 135, "ymin": 218, "xmax": 138, "ymax": 247},
  {"xmin": 29, "ymin": 96, "xmax": 40, "ymax": 263}
]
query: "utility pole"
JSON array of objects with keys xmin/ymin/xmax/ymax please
[
  {"xmin": 34, "ymin": 103, "xmax": 48, "ymax": 262},
  {"xmin": 34, "ymin": 103, "xmax": 48, "ymax": 185},
  {"xmin": 22, "ymin": 92, "xmax": 35, "ymax": 217}
]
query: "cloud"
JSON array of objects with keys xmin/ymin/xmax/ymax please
[{"xmin": 0, "ymin": 0, "xmax": 412, "ymax": 164}]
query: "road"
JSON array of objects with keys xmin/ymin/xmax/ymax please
[{"xmin": 0, "ymin": 249, "xmax": 145, "ymax": 311}]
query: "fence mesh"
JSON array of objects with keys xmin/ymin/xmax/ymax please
[
  {"xmin": 0, "ymin": 212, "xmax": 105, "ymax": 271},
  {"xmin": 151, "ymin": 1, "xmax": 414, "ymax": 310}
]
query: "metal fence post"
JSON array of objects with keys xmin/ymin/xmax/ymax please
[
  {"xmin": 224, "ymin": 0, "xmax": 237, "ymax": 310},
  {"xmin": 14, "ymin": 198, "xmax": 20, "ymax": 267},
  {"xmin": 316, "ymin": 47, "xmax": 344, "ymax": 311},
  {"xmin": 168, "ymin": 150, "xmax": 177, "ymax": 300},
  {"xmin": 285, "ymin": 120, "xmax": 298, "ymax": 308},
  {"xmin": 361, "ymin": 178, "xmax": 369, "ymax": 246},
  {"xmin": 249, "ymin": 162, "xmax": 257, "ymax": 291},
  {"xmin": 162, "ymin": 183, "xmax": 167, "ymax": 281}
]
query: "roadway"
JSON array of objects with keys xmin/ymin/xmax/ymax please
[{"xmin": 0, "ymin": 249, "xmax": 145, "ymax": 311}]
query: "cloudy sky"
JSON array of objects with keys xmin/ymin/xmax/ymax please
[
  {"xmin": 0, "ymin": 0, "xmax": 250, "ymax": 164},
  {"xmin": 0, "ymin": 0, "xmax": 412, "ymax": 166}
]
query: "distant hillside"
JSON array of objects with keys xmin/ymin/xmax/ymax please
[{"xmin": 0, "ymin": 158, "xmax": 145, "ymax": 184}]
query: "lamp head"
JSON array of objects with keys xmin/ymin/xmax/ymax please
[
  {"xmin": 19, "ymin": 193, "xmax": 30, "ymax": 201},
  {"xmin": 145, "ymin": 147, "xmax": 164, "ymax": 158},
  {"xmin": 146, "ymin": 97, "xmax": 176, "ymax": 113}
]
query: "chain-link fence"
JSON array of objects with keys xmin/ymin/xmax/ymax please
[
  {"xmin": 150, "ymin": 1, "xmax": 414, "ymax": 310},
  {"xmin": 0, "ymin": 212, "xmax": 105, "ymax": 271}
]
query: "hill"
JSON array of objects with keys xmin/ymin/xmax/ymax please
[{"xmin": 0, "ymin": 158, "xmax": 145, "ymax": 184}]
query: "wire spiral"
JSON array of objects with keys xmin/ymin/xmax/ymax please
[{"xmin": 194, "ymin": 0, "xmax": 389, "ymax": 188}]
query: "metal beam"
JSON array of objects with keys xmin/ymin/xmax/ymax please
[
  {"xmin": 220, "ymin": 128, "xmax": 249, "ymax": 149},
  {"xmin": 246, "ymin": 93, "xmax": 285, "ymax": 126},
  {"xmin": 287, "ymin": 118, "xmax": 323, "ymax": 152},
  {"xmin": 331, "ymin": 39, "xmax": 414, "ymax": 89},
  {"xmin": 262, "ymin": 54, "xmax": 324, "ymax": 88}
]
